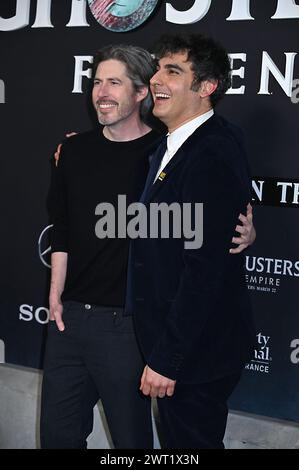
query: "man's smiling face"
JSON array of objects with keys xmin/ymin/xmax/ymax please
[
  {"xmin": 92, "ymin": 59, "xmax": 142, "ymax": 127},
  {"xmin": 150, "ymin": 52, "xmax": 210, "ymax": 132}
]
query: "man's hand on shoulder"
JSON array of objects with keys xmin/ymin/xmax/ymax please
[
  {"xmin": 230, "ymin": 203, "xmax": 256, "ymax": 254},
  {"xmin": 140, "ymin": 365, "xmax": 176, "ymax": 398},
  {"xmin": 54, "ymin": 132, "xmax": 77, "ymax": 166}
]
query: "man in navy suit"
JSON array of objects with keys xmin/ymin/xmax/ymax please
[{"xmin": 129, "ymin": 34, "xmax": 256, "ymax": 449}]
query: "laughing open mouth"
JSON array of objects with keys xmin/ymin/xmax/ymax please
[{"xmin": 155, "ymin": 92, "xmax": 171, "ymax": 100}]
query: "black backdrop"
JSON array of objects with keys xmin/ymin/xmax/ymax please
[{"xmin": 1, "ymin": 0, "xmax": 299, "ymax": 422}]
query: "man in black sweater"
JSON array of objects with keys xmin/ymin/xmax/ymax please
[
  {"xmin": 41, "ymin": 45, "xmax": 159, "ymax": 449},
  {"xmin": 41, "ymin": 44, "xmax": 255, "ymax": 449}
]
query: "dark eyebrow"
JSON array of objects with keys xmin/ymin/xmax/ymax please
[
  {"xmin": 164, "ymin": 63, "xmax": 185, "ymax": 73},
  {"xmin": 93, "ymin": 77, "xmax": 122, "ymax": 82}
]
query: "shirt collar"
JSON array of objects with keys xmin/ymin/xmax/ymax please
[{"xmin": 167, "ymin": 109, "xmax": 214, "ymax": 157}]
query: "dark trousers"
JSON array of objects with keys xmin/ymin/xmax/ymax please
[
  {"xmin": 157, "ymin": 373, "xmax": 241, "ymax": 449},
  {"xmin": 40, "ymin": 301, "xmax": 153, "ymax": 449}
]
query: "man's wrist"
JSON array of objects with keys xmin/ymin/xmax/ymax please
[{"xmin": 49, "ymin": 292, "xmax": 62, "ymax": 305}]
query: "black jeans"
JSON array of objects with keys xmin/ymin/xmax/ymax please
[{"xmin": 40, "ymin": 301, "xmax": 153, "ymax": 449}]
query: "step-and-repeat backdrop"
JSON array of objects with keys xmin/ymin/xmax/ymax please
[{"xmin": 1, "ymin": 1, "xmax": 298, "ymax": 422}]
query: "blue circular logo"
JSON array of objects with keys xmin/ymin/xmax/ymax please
[{"xmin": 88, "ymin": 0, "xmax": 159, "ymax": 32}]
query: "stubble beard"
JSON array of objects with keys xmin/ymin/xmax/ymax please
[{"xmin": 97, "ymin": 101, "xmax": 136, "ymax": 127}]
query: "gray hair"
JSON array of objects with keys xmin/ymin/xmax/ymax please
[{"xmin": 93, "ymin": 44, "xmax": 155, "ymax": 122}]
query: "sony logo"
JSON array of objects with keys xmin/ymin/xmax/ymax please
[
  {"xmin": 1, "ymin": 0, "xmax": 299, "ymax": 32},
  {"xmin": 19, "ymin": 304, "xmax": 50, "ymax": 324}
]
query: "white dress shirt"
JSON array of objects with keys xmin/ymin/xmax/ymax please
[{"xmin": 154, "ymin": 109, "xmax": 214, "ymax": 182}]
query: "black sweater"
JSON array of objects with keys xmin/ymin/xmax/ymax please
[{"xmin": 48, "ymin": 127, "xmax": 160, "ymax": 307}]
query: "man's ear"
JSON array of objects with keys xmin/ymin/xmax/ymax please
[
  {"xmin": 199, "ymin": 80, "xmax": 218, "ymax": 98},
  {"xmin": 136, "ymin": 86, "xmax": 149, "ymax": 102}
]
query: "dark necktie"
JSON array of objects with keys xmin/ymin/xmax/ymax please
[{"xmin": 139, "ymin": 136, "xmax": 167, "ymax": 203}]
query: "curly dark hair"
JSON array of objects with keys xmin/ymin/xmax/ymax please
[{"xmin": 152, "ymin": 34, "xmax": 231, "ymax": 107}]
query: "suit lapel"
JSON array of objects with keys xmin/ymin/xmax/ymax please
[
  {"xmin": 143, "ymin": 145, "xmax": 187, "ymax": 204},
  {"xmin": 143, "ymin": 115, "xmax": 217, "ymax": 204},
  {"xmin": 139, "ymin": 136, "xmax": 167, "ymax": 203}
]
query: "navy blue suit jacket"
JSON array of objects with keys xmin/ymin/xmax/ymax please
[{"xmin": 127, "ymin": 115, "xmax": 256, "ymax": 383}]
